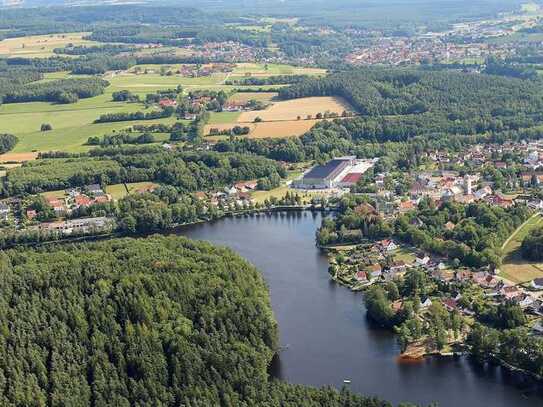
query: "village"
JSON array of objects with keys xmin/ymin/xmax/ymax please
[{"xmin": 288, "ymin": 139, "xmax": 543, "ymax": 350}]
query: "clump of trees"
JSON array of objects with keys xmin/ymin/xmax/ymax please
[
  {"xmin": 95, "ymin": 107, "xmax": 174, "ymax": 123},
  {"xmin": 521, "ymin": 226, "xmax": 543, "ymax": 261},
  {"xmin": 1, "ymin": 78, "xmax": 108, "ymax": 104},
  {"xmin": 87, "ymin": 132, "xmax": 155, "ymax": 147},
  {"xmin": 0, "ymin": 134, "xmax": 18, "ymax": 153}
]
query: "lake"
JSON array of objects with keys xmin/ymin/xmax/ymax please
[{"xmin": 176, "ymin": 211, "xmax": 543, "ymax": 407}]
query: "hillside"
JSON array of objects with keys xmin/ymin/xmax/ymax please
[{"xmin": 0, "ymin": 235, "xmax": 389, "ymax": 406}]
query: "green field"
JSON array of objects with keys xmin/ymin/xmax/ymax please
[
  {"xmin": 231, "ymin": 63, "xmax": 325, "ymax": 76},
  {"xmin": 0, "ymin": 61, "xmax": 322, "ymax": 153},
  {"xmin": 0, "ymin": 32, "xmax": 98, "ymax": 58},
  {"xmin": 0, "ymin": 93, "xmax": 182, "ymax": 153},
  {"xmin": 500, "ymin": 213, "xmax": 543, "ymax": 283},
  {"xmin": 208, "ymin": 111, "xmax": 242, "ymax": 124},
  {"xmin": 106, "ymin": 182, "xmax": 159, "ymax": 200},
  {"xmin": 107, "ymin": 71, "xmax": 229, "ymax": 95}
]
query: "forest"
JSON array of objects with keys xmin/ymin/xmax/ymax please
[
  {"xmin": 279, "ymin": 68, "xmax": 543, "ymax": 137},
  {"xmin": 0, "ymin": 235, "xmax": 395, "ymax": 406},
  {"xmin": 1, "ymin": 150, "xmax": 285, "ymax": 196}
]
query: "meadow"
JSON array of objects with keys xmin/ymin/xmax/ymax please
[
  {"xmin": 0, "ymin": 32, "xmax": 98, "ymax": 58},
  {"xmin": 0, "ymin": 93, "xmax": 181, "ymax": 154},
  {"xmin": 500, "ymin": 213, "xmax": 543, "ymax": 283},
  {"xmin": 0, "ymin": 62, "xmax": 329, "ymax": 153}
]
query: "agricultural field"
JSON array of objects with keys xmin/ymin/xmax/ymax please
[
  {"xmin": 106, "ymin": 70, "xmax": 229, "ymax": 95},
  {"xmin": 238, "ymin": 96, "xmax": 352, "ymax": 122},
  {"xmin": 227, "ymin": 92, "xmax": 278, "ymax": 103},
  {"xmin": 0, "ymin": 92, "xmax": 183, "ymax": 153},
  {"xmin": 205, "ymin": 96, "xmax": 354, "ymax": 139},
  {"xmin": 230, "ymin": 63, "xmax": 326, "ymax": 77},
  {"xmin": 0, "ymin": 62, "xmax": 328, "ymax": 152},
  {"xmin": 0, "ymin": 32, "xmax": 98, "ymax": 58},
  {"xmin": 500, "ymin": 213, "xmax": 543, "ymax": 283}
]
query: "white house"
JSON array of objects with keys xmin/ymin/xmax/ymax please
[
  {"xmin": 532, "ymin": 278, "xmax": 543, "ymax": 290},
  {"xmin": 415, "ymin": 255, "xmax": 430, "ymax": 266}
]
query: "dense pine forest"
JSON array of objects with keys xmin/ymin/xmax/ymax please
[
  {"xmin": 0, "ymin": 236, "xmax": 392, "ymax": 406},
  {"xmin": 279, "ymin": 69, "xmax": 543, "ymax": 137}
]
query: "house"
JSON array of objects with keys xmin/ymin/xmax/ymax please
[
  {"xmin": 194, "ymin": 191, "xmax": 207, "ymax": 201},
  {"xmin": 26, "ymin": 209, "xmax": 37, "ymax": 220},
  {"xmin": 225, "ymin": 186, "xmax": 238, "ymax": 195},
  {"xmin": 486, "ymin": 194, "xmax": 513, "ymax": 208},
  {"xmin": 354, "ymin": 202, "xmax": 379, "ymax": 217},
  {"xmin": 46, "ymin": 197, "xmax": 67, "ymax": 216},
  {"xmin": 159, "ymin": 98, "xmax": 177, "ymax": 108},
  {"xmin": 421, "ymin": 298, "xmax": 432, "ymax": 308},
  {"xmin": 516, "ymin": 293, "xmax": 535, "ymax": 308},
  {"xmin": 415, "ymin": 254, "xmax": 430, "ymax": 266},
  {"xmin": 389, "ymin": 260, "xmax": 407, "ymax": 273},
  {"xmin": 398, "ymin": 200, "xmax": 416, "ymax": 213},
  {"xmin": 532, "ymin": 278, "xmax": 543, "ymax": 290},
  {"xmin": 0, "ymin": 202, "xmax": 9, "ymax": 221},
  {"xmin": 532, "ymin": 320, "xmax": 543, "ymax": 335},
  {"xmin": 474, "ymin": 186, "xmax": 492, "ymax": 200},
  {"xmin": 455, "ymin": 270, "xmax": 472, "ymax": 283},
  {"xmin": 355, "ymin": 271, "xmax": 368, "ymax": 282},
  {"xmin": 368, "ymin": 263, "xmax": 382, "ymax": 278},
  {"xmin": 93, "ymin": 195, "xmax": 111, "ymax": 204},
  {"xmin": 501, "ymin": 285, "xmax": 521, "ymax": 300},
  {"xmin": 377, "ymin": 239, "xmax": 397, "ymax": 252},
  {"xmin": 74, "ymin": 195, "xmax": 93, "ymax": 208},
  {"xmin": 444, "ymin": 221, "xmax": 456, "ymax": 231},
  {"xmin": 86, "ymin": 184, "xmax": 103, "ymax": 195},
  {"xmin": 442, "ymin": 298, "xmax": 459, "ymax": 311}
]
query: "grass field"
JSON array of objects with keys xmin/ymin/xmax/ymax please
[
  {"xmin": 0, "ymin": 93, "xmax": 184, "ymax": 153},
  {"xmin": 208, "ymin": 112, "xmax": 242, "ymax": 125},
  {"xmin": 107, "ymin": 71, "xmax": 229, "ymax": 94},
  {"xmin": 228, "ymin": 92, "xmax": 278, "ymax": 103},
  {"xmin": 500, "ymin": 213, "xmax": 543, "ymax": 283},
  {"xmin": 106, "ymin": 182, "xmax": 159, "ymax": 200},
  {"xmin": 105, "ymin": 184, "xmax": 130, "ymax": 200},
  {"xmin": 40, "ymin": 189, "xmax": 66, "ymax": 200},
  {"xmin": 0, "ymin": 62, "xmax": 325, "ymax": 152},
  {"xmin": 0, "ymin": 32, "xmax": 97, "ymax": 58},
  {"xmin": 231, "ymin": 63, "xmax": 326, "ymax": 77}
]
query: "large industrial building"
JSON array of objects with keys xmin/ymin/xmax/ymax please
[{"xmin": 294, "ymin": 156, "xmax": 375, "ymax": 189}]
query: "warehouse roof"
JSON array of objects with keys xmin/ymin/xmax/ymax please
[{"xmin": 304, "ymin": 159, "xmax": 350, "ymax": 180}]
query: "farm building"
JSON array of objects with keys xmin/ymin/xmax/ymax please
[{"xmin": 295, "ymin": 157, "xmax": 374, "ymax": 189}]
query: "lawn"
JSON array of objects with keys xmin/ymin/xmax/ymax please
[
  {"xmin": 106, "ymin": 182, "xmax": 159, "ymax": 200},
  {"xmin": 105, "ymin": 184, "xmax": 130, "ymax": 200},
  {"xmin": 500, "ymin": 213, "xmax": 543, "ymax": 283},
  {"xmin": 40, "ymin": 189, "xmax": 66, "ymax": 200},
  {"xmin": 0, "ymin": 32, "xmax": 98, "ymax": 58},
  {"xmin": 126, "ymin": 181, "xmax": 158, "ymax": 194}
]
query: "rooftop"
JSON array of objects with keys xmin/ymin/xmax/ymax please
[{"xmin": 304, "ymin": 159, "xmax": 350, "ymax": 181}]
